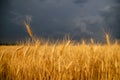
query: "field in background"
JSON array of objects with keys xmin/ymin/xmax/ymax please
[{"xmin": 0, "ymin": 39, "xmax": 120, "ymax": 80}]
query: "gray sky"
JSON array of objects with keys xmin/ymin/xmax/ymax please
[{"xmin": 0, "ymin": 0, "xmax": 120, "ymax": 43}]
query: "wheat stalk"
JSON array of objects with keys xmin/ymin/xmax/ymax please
[
  {"xmin": 90, "ymin": 38, "xmax": 94, "ymax": 44},
  {"xmin": 24, "ymin": 21, "xmax": 33, "ymax": 39},
  {"xmin": 105, "ymin": 34, "xmax": 110, "ymax": 45}
]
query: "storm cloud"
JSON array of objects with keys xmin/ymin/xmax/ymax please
[
  {"xmin": 73, "ymin": 0, "xmax": 88, "ymax": 4},
  {"xmin": 0, "ymin": 0, "xmax": 120, "ymax": 43}
]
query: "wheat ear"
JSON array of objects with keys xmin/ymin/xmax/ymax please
[{"xmin": 24, "ymin": 21, "xmax": 33, "ymax": 39}]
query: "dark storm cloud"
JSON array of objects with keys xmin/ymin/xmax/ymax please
[
  {"xmin": 0, "ymin": 0, "xmax": 120, "ymax": 43},
  {"xmin": 100, "ymin": 0, "xmax": 120, "ymax": 39},
  {"xmin": 38, "ymin": 0, "xmax": 46, "ymax": 1},
  {"xmin": 116, "ymin": 0, "xmax": 120, "ymax": 3},
  {"xmin": 73, "ymin": 15, "xmax": 104, "ymax": 33},
  {"xmin": 73, "ymin": 0, "xmax": 88, "ymax": 4}
]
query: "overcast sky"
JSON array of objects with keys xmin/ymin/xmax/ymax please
[{"xmin": 0, "ymin": 0, "xmax": 120, "ymax": 43}]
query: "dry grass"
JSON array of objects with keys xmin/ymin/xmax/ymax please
[{"xmin": 0, "ymin": 40, "xmax": 120, "ymax": 80}]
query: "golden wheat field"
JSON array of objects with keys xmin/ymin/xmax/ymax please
[{"xmin": 0, "ymin": 39, "xmax": 120, "ymax": 80}]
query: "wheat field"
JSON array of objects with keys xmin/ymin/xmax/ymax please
[
  {"xmin": 0, "ymin": 39, "xmax": 120, "ymax": 80},
  {"xmin": 0, "ymin": 22, "xmax": 120, "ymax": 80}
]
